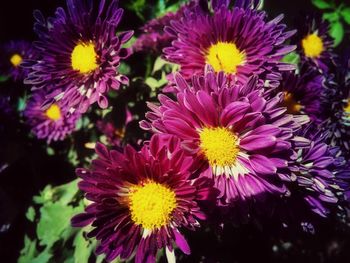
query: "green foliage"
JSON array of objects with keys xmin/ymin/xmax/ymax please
[
  {"xmin": 18, "ymin": 180, "xmax": 100, "ymax": 263},
  {"xmin": 311, "ymin": 0, "xmax": 333, "ymax": 9},
  {"xmin": 341, "ymin": 7, "xmax": 350, "ymax": 24},
  {"xmin": 312, "ymin": 0, "xmax": 350, "ymax": 47},
  {"xmin": 0, "ymin": 75, "xmax": 9, "ymax": 82},
  {"xmin": 282, "ymin": 52, "xmax": 300, "ymax": 66},
  {"xmin": 26, "ymin": 206, "xmax": 36, "ymax": 222},
  {"xmin": 126, "ymin": 0, "xmax": 187, "ymax": 20},
  {"xmin": 145, "ymin": 57, "xmax": 179, "ymax": 96},
  {"xmin": 329, "ymin": 21, "xmax": 344, "ymax": 46},
  {"xmin": 17, "ymin": 95, "xmax": 27, "ymax": 112}
]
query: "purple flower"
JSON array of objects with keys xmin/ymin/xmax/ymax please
[
  {"xmin": 71, "ymin": 134, "xmax": 217, "ymax": 262},
  {"xmin": 133, "ymin": 2, "xmax": 194, "ymax": 54},
  {"xmin": 279, "ymin": 64, "xmax": 326, "ymax": 124},
  {"xmin": 24, "ymin": 0, "xmax": 133, "ymax": 113},
  {"xmin": 24, "ymin": 90, "xmax": 80, "ymax": 143},
  {"xmin": 0, "ymin": 41, "xmax": 36, "ymax": 81},
  {"xmin": 163, "ymin": 1, "xmax": 296, "ymax": 89},
  {"xmin": 320, "ymin": 64, "xmax": 350, "ymax": 158},
  {"xmin": 141, "ymin": 69, "xmax": 309, "ymax": 206},
  {"xmin": 287, "ymin": 127, "xmax": 350, "ymax": 218},
  {"xmin": 291, "ymin": 13, "xmax": 336, "ymax": 73}
]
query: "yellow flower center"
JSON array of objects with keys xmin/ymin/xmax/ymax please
[
  {"xmin": 10, "ymin": 54, "xmax": 23, "ymax": 67},
  {"xmin": 71, "ymin": 42, "xmax": 98, "ymax": 73},
  {"xmin": 45, "ymin": 104, "xmax": 61, "ymax": 121},
  {"xmin": 301, "ymin": 33, "xmax": 324, "ymax": 58},
  {"xmin": 282, "ymin": 92, "xmax": 302, "ymax": 114},
  {"xmin": 199, "ymin": 127, "xmax": 240, "ymax": 167},
  {"xmin": 128, "ymin": 181, "xmax": 176, "ymax": 230},
  {"xmin": 206, "ymin": 42, "xmax": 245, "ymax": 74},
  {"xmin": 344, "ymin": 99, "xmax": 350, "ymax": 114}
]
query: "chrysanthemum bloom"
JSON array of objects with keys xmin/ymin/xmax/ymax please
[
  {"xmin": 24, "ymin": 90, "xmax": 80, "ymax": 143},
  {"xmin": 0, "ymin": 41, "xmax": 36, "ymax": 81},
  {"xmin": 71, "ymin": 134, "xmax": 217, "ymax": 262},
  {"xmin": 287, "ymin": 127, "xmax": 350, "ymax": 218},
  {"xmin": 279, "ymin": 64, "xmax": 325, "ymax": 123},
  {"xmin": 320, "ymin": 68, "xmax": 350, "ymax": 158},
  {"xmin": 163, "ymin": 0, "xmax": 296, "ymax": 89},
  {"xmin": 141, "ymin": 70, "xmax": 309, "ymax": 205},
  {"xmin": 291, "ymin": 14, "xmax": 335, "ymax": 73},
  {"xmin": 24, "ymin": 0, "xmax": 133, "ymax": 113},
  {"xmin": 133, "ymin": 2, "xmax": 194, "ymax": 54}
]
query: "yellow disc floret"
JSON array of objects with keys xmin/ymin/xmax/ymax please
[
  {"xmin": 344, "ymin": 99, "xmax": 350, "ymax": 114},
  {"xmin": 199, "ymin": 127, "xmax": 240, "ymax": 167},
  {"xmin": 128, "ymin": 181, "xmax": 176, "ymax": 230},
  {"xmin": 206, "ymin": 42, "xmax": 245, "ymax": 74},
  {"xmin": 301, "ymin": 33, "xmax": 324, "ymax": 58},
  {"xmin": 10, "ymin": 54, "xmax": 23, "ymax": 67},
  {"xmin": 45, "ymin": 104, "xmax": 61, "ymax": 121},
  {"xmin": 71, "ymin": 42, "xmax": 98, "ymax": 73},
  {"xmin": 282, "ymin": 92, "xmax": 302, "ymax": 114}
]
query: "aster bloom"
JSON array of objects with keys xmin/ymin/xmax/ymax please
[
  {"xmin": 24, "ymin": 90, "xmax": 80, "ymax": 143},
  {"xmin": 163, "ymin": 0, "xmax": 296, "ymax": 89},
  {"xmin": 279, "ymin": 64, "xmax": 325, "ymax": 123},
  {"xmin": 0, "ymin": 41, "xmax": 36, "ymax": 81},
  {"xmin": 71, "ymin": 134, "xmax": 217, "ymax": 262},
  {"xmin": 24, "ymin": 0, "xmax": 133, "ymax": 113},
  {"xmin": 291, "ymin": 14, "xmax": 335, "ymax": 73},
  {"xmin": 320, "ymin": 67, "xmax": 350, "ymax": 158},
  {"xmin": 286, "ymin": 127, "xmax": 350, "ymax": 218},
  {"xmin": 141, "ymin": 69, "xmax": 309, "ymax": 206},
  {"xmin": 133, "ymin": 2, "xmax": 194, "ymax": 54}
]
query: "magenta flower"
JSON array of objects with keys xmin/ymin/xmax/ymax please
[
  {"xmin": 141, "ymin": 69, "xmax": 309, "ymax": 206},
  {"xmin": 24, "ymin": 0, "xmax": 133, "ymax": 113},
  {"xmin": 163, "ymin": 1, "xmax": 296, "ymax": 89},
  {"xmin": 0, "ymin": 41, "xmax": 36, "ymax": 81},
  {"xmin": 71, "ymin": 134, "xmax": 217, "ymax": 262},
  {"xmin": 24, "ymin": 90, "xmax": 80, "ymax": 143}
]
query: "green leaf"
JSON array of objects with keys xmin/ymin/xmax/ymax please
[
  {"xmin": 31, "ymin": 249, "xmax": 53, "ymax": 263},
  {"xmin": 46, "ymin": 147, "xmax": 55, "ymax": 156},
  {"xmin": 282, "ymin": 52, "xmax": 300, "ymax": 65},
  {"xmin": 18, "ymin": 235, "xmax": 38, "ymax": 263},
  {"xmin": 26, "ymin": 206, "xmax": 36, "ymax": 222},
  {"xmin": 152, "ymin": 57, "xmax": 168, "ymax": 73},
  {"xmin": 73, "ymin": 230, "xmax": 95, "ymax": 263},
  {"xmin": 311, "ymin": 0, "xmax": 333, "ymax": 9},
  {"xmin": 126, "ymin": 0, "xmax": 146, "ymax": 20},
  {"xmin": 17, "ymin": 96, "xmax": 27, "ymax": 112},
  {"xmin": 37, "ymin": 202, "xmax": 75, "ymax": 247},
  {"xmin": 33, "ymin": 185, "xmax": 53, "ymax": 204},
  {"xmin": 323, "ymin": 11, "xmax": 340, "ymax": 22},
  {"xmin": 329, "ymin": 21, "xmax": 344, "ymax": 46},
  {"xmin": 52, "ymin": 179, "xmax": 79, "ymax": 206},
  {"xmin": 340, "ymin": 7, "xmax": 350, "ymax": 24},
  {"xmin": 0, "ymin": 75, "xmax": 9, "ymax": 82},
  {"xmin": 119, "ymin": 62, "xmax": 131, "ymax": 75}
]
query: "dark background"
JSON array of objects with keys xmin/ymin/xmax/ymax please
[{"xmin": 1, "ymin": 0, "xmax": 350, "ymax": 262}]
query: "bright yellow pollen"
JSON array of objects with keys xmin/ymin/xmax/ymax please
[
  {"xmin": 344, "ymin": 99, "xmax": 350, "ymax": 114},
  {"xmin": 283, "ymin": 92, "xmax": 302, "ymax": 114},
  {"xmin": 128, "ymin": 181, "xmax": 176, "ymax": 230},
  {"xmin": 10, "ymin": 54, "xmax": 23, "ymax": 67},
  {"xmin": 71, "ymin": 43, "xmax": 98, "ymax": 73},
  {"xmin": 45, "ymin": 104, "xmax": 61, "ymax": 121},
  {"xmin": 206, "ymin": 42, "xmax": 245, "ymax": 74},
  {"xmin": 199, "ymin": 127, "xmax": 240, "ymax": 167},
  {"xmin": 302, "ymin": 33, "xmax": 324, "ymax": 58}
]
